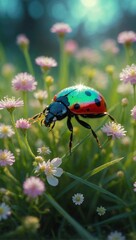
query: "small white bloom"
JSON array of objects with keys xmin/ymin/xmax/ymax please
[
  {"xmin": 96, "ymin": 206, "xmax": 106, "ymax": 216},
  {"xmin": 0, "ymin": 202, "xmax": 11, "ymax": 220},
  {"xmin": 72, "ymin": 193, "xmax": 84, "ymax": 205},
  {"xmin": 117, "ymin": 83, "xmax": 133, "ymax": 95},
  {"xmin": 107, "ymin": 230, "xmax": 126, "ymax": 240},
  {"xmin": 121, "ymin": 98, "xmax": 128, "ymax": 106},
  {"xmin": 133, "ymin": 181, "xmax": 136, "ymax": 192},
  {"xmin": 37, "ymin": 146, "xmax": 51, "ymax": 155},
  {"xmin": 35, "ymin": 158, "xmax": 63, "ymax": 186},
  {"xmin": 121, "ymin": 136, "xmax": 131, "ymax": 146},
  {"xmin": 0, "ymin": 124, "xmax": 14, "ymax": 138},
  {"xmin": 34, "ymin": 90, "xmax": 48, "ymax": 101}
]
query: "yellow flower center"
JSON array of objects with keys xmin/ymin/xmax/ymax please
[
  {"xmin": 1, "ymin": 126, "xmax": 8, "ymax": 134},
  {"xmin": 21, "ymin": 79, "xmax": 27, "ymax": 85},
  {"xmin": 0, "ymin": 153, "xmax": 7, "ymax": 161},
  {"xmin": 45, "ymin": 163, "xmax": 54, "ymax": 176},
  {"xmin": 111, "ymin": 124, "xmax": 118, "ymax": 132},
  {"xmin": 76, "ymin": 196, "xmax": 80, "ymax": 202},
  {"xmin": 130, "ymin": 70, "xmax": 136, "ymax": 76}
]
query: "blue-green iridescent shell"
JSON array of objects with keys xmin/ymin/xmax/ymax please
[
  {"xmin": 54, "ymin": 84, "xmax": 107, "ymax": 115},
  {"xmin": 55, "ymin": 85, "xmax": 99, "ymax": 105}
]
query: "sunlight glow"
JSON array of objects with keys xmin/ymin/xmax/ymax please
[{"xmin": 81, "ymin": 0, "xmax": 99, "ymax": 8}]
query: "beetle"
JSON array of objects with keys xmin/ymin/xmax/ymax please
[{"xmin": 32, "ymin": 84, "xmax": 114, "ymax": 152}]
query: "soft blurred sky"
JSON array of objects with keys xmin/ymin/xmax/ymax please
[{"xmin": 0, "ymin": 0, "xmax": 136, "ymax": 59}]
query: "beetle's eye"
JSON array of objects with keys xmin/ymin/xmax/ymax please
[
  {"xmin": 53, "ymin": 117, "xmax": 57, "ymax": 122},
  {"xmin": 45, "ymin": 110, "xmax": 49, "ymax": 115}
]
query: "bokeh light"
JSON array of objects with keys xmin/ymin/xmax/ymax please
[
  {"xmin": 28, "ymin": 0, "xmax": 44, "ymax": 19},
  {"xmin": 0, "ymin": 0, "xmax": 136, "ymax": 58},
  {"xmin": 0, "ymin": 0, "xmax": 23, "ymax": 19}
]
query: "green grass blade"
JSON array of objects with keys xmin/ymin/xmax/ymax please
[
  {"xmin": 88, "ymin": 157, "xmax": 124, "ymax": 177},
  {"xmin": 65, "ymin": 172, "xmax": 126, "ymax": 206},
  {"xmin": 92, "ymin": 211, "xmax": 136, "ymax": 227},
  {"xmin": 45, "ymin": 193, "xmax": 97, "ymax": 240},
  {"xmin": 57, "ymin": 157, "xmax": 123, "ymax": 199}
]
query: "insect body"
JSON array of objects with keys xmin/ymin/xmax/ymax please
[{"xmin": 33, "ymin": 85, "xmax": 114, "ymax": 152}]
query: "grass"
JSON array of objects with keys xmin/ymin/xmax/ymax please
[{"xmin": 0, "ymin": 28, "xmax": 136, "ymax": 240}]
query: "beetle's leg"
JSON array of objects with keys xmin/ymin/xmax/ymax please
[
  {"xmin": 40, "ymin": 118, "xmax": 45, "ymax": 126},
  {"xmin": 42, "ymin": 107, "xmax": 47, "ymax": 114},
  {"xmin": 104, "ymin": 112, "xmax": 115, "ymax": 122},
  {"xmin": 67, "ymin": 116, "xmax": 73, "ymax": 153},
  {"xmin": 29, "ymin": 112, "xmax": 43, "ymax": 123},
  {"xmin": 75, "ymin": 115, "xmax": 101, "ymax": 148},
  {"xmin": 28, "ymin": 107, "xmax": 48, "ymax": 123},
  {"xmin": 49, "ymin": 122, "xmax": 56, "ymax": 132}
]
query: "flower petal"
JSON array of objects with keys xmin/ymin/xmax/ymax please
[
  {"xmin": 47, "ymin": 175, "xmax": 58, "ymax": 186},
  {"xmin": 51, "ymin": 158, "xmax": 62, "ymax": 167},
  {"xmin": 53, "ymin": 168, "xmax": 63, "ymax": 177}
]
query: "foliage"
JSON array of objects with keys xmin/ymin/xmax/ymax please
[{"xmin": 0, "ymin": 27, "xmax": 136, "ymax": 240}]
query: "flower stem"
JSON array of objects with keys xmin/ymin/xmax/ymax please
[
  {"xmin": 10, "ymin": 112, "xmax": 23, "ymax": 149},
  {"xmin": 120, "ymin": 107, "xmax": 126, "ymax": 124},
  {"xmin": 24, "ymin": 132, "xmax": 36, "ymax": 160},
  {"xmin": 3, "ymin": 138, "xmax": 8, "ymax": 149},
  {"xmin": 59, "ymin": 37, "xmax": 67, "ymax": 89},
  {"xmin": 133, "ymin": 85, "xmax": 136, "ymax": 105},
  {"xmin": 45, "ymin": 193, "xmax": 94, "ymax": 240},
  {"xmin": 4, "ymin": 167, "xmax": 19, "ymax": 184},
  {"xmin": 22, "ymin": 91, "xmax": 28, "ymax": 118},
  {"xmin": 131, "ymin": 121, "xmax": 136, "ymax": 152},
  {"xmin": 0, "ymin": 42, "xmax": 6, "ymax": 63},
  {"xmin": 23, "ymin": 48, "xmax": 34, "ymax": 75},
  {"xmin": 101, "ymin": 137, "xmax": 111, "ymax": 148},
  {"xmin": 42, "ymin": 71, "xmax": 50, "ymax": 103},
  {"xmin": 43, "ymin": 71, "xmax": 47, "ymax": 87},
  {"xmin": 124, "ymin": 44, "xmax": 133, "ymax": 65}
]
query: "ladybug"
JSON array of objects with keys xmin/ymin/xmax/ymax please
[{"xmin": 32, "ymin": 85, "xmax": 114, "ymax": 152}]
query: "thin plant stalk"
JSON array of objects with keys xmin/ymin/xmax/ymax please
[
  {"xmin": 59, "ymin": 37, "xmax": 67, "ymax": 89},
  {"xmin": 4, "ymin": 167, "xmax": 19, "ymax": 184},
  {"xmin": 42, "ymin": 70, "xmax": 51, "ymax": 104},
  {"xmin": 23, "ymin": 48, "xmax": 34, "ymax": 76},
  {"xmin": 46, "ymin": 84, "xmax": 51, "ymax": 104},
  {"xmin": 133, "ymin": 85, "xmax": 136, "ymax": 104},
  {"xmin": 0, "ymin": 42, "xmax": 6, "ymax": 63},
  {"xmin": 3, "ymin": 138, "xmax": 8, "ymax": 149},
  {"xmin": 22, "ymin": 91, "xmax": 28, "ymax": 118},
  {"xmin": 120, "ymin": 107, "xmax": 126, "ymax": 124},
  {"xmin": 42, "ymin": 70, "xmax": 48, "ymax": 89},
  {"xmin": 124, "ymin": 44, "xmax": 132, "ymax": 65},
  {"xmin": 63, "ymin": 53, "xmax": 69, "ymax": 86},
  {"xmin": 24, "ymin": 131, "xmax": 36, "ymax": 160},
  {"xmin": 45, "ymin": 193, "xmax": 95, "ymax": 240},
  {"xmin": 10, "ymin": 112, "xmax": 23, "ymax": 149}
]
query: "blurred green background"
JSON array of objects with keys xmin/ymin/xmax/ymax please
[{"xmin": 0, "ymin": 0, "xmax": 136, "ymax": 60}]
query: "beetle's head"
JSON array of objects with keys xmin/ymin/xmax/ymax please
[{"xmin": 44, "ymin": 102, "xmax": 68, "ymax": 127}]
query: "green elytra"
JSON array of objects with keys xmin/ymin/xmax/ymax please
[{"xmin": 54, "ymin": 85, "xmax": 101, "ymax": 106}]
